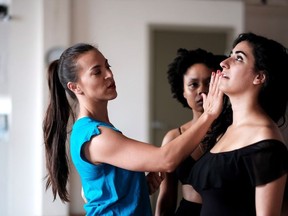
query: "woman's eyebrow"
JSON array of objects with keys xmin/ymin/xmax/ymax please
[
  {"xmin": 90, "ymin": 64, "xmax": 101, "ymax": 71},
  {"xmin": 234, "ymin": 50, "xmax": 247, "ymax": 57}
]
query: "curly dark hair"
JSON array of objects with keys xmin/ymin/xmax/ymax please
[{"xmin": 167, "ymin": 48, "xmax": 226, "ymax": 108}]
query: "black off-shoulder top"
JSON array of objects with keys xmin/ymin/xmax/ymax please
[{"xmin": 188, "ymin": 139, "xmax": 288, "ymax": 216}]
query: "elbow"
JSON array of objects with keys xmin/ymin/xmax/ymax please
[
  {"xmin": 162, "ymin": 160, "xmax": 178, "ymax": 173},
  {"xmin": 159, "ymin": 147, "xmax": 181, "ymax": 172}
]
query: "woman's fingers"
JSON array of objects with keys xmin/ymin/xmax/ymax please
[{"xmin": 203, "ymin": 70, "xmax": 224, "ymax": 118}]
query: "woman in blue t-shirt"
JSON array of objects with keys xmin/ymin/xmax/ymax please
[{"xmin": 42, "ymin": 43, "xmax": 223, "ymax": 215}]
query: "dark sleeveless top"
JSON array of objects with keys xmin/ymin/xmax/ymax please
[
  {"xmin": 175, "ymin": 127, "xmax": 197, "ymax": 184},
  {"xmin": 175, "ymin": 156, "xmax": 197, "ymax": 184},
  {"xmin": 174, "ymin": 127, "xmax": 202, "ymax": 216}
]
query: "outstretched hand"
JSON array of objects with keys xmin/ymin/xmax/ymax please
[{"xmin": 202, "ymin": 70, "xmax": 224, "ymax": 120}]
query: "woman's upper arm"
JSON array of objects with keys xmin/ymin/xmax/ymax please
[
  {"xmin": 255, "ymin": 174, "xmax": 287, "ymax": 216},
  {"xmin": 83, "ymin": 126, "xmax": 164, "ymax": 172}
]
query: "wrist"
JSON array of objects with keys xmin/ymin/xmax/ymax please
[{"xmin": 200, "ymin": 111, "xmax": 217, "ymax": 123}]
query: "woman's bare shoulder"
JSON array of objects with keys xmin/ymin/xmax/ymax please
[{"xmin": 162, "ymin": 128, "xmax": 181, "ymax": 146}]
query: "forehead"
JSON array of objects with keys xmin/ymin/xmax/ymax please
[
  {"xmin": 233, "ymin": 41, "xmax": 253, "ymax": 55},
  {"xmin": 186, "ymin": 63, "xmax": 213, "ymax": 77},
  {"xmin": 77, "ymin": 49, "xmax": 105, "ymax": 69}
]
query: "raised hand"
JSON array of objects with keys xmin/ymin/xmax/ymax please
[{"xmin": 202, "ymin": 70, "xmax": 223, "ymax": 120}]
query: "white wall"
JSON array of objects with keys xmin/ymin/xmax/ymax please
[
  {"xmin": 7, "ymin": 0, "xmax": 46, "ymax": 215},
  {"xmin": 2, "ymin": 0, "xmax": 69, "ymax": 215},
  {"xmin": 0, "ymin": 2, "xmax": 11, "ymax": 214}
]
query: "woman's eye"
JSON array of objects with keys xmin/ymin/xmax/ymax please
[
  {"xmin": 236, "ymin": 55, "xmax": 243, "ymax": 61},
  {"xmin": 189, "ymin": 83, "xmax": 198, "ymax": 88},
  {"xmin": 106, "ymin": 62, "xmax": 111, "ymax": 69},
  {"xmin": 92, "ymin": 69, "xmax": 101, "ymax": 75}
]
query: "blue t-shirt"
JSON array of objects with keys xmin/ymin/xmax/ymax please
[{"xmin": 70, "ymin": 117, "xmax": 152, "ymax": 216}]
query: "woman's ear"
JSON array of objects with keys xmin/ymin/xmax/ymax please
[
  {"xmin": 67, "ymin": 82, "xmax": 82, "ymax": 94},
  {"xmin": 253, "ymin": 72, "xmax": 266, "ymax": 85}
]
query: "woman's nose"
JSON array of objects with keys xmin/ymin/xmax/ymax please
[
  {"xmin": 105, "ymin": 70, "xmax": 113, "ymax": 78},
  {"xmin": 198, "ymin": 85, "xmax": 208, "ymax": 95},
  {"xmin": 220, "ymin": 59, "xmax": 228, "ymax": 69}
]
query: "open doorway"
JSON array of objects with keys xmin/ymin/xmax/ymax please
[{"xmin": 148, "ymin": 25, "xmax": 233, "ymax": 212}]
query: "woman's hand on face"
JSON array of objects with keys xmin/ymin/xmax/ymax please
[{"xmin": 202, "ymin": 70, "xmax": 224, "ymax": 119}]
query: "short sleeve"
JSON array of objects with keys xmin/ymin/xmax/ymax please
[{"xmin": 242, "ymin": 140, "xmax": 288, "ymax": 186}]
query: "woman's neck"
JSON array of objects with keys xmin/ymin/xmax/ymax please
[{"xmin": 78, "ymin": 101, "xmax": 110, "ymax": 124}]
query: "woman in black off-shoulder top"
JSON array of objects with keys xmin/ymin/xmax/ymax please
[{"xmin": 189, "ymin": 32, "xmax": 288, "ymax": 216}]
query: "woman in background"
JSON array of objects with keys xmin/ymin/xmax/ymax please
[{"xmin": 155, "ymin": 48, "xmax": 226, "ymax": 216}]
